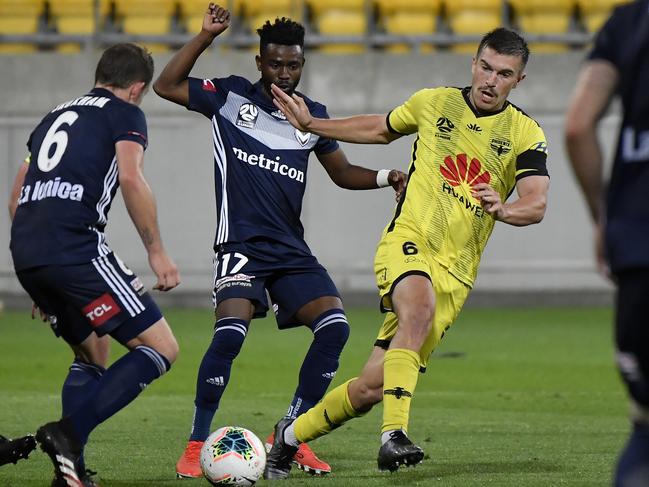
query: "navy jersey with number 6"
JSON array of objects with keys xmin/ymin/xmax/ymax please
[
  {"xmin": 10, "ymin": 87, "xmax": 148, "ymax": 271},
  {"xmin": 187, "ymin": 75, "xmax": 338, "ymax": 253}
]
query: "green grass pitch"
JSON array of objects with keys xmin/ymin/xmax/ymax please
[{"xmin": 0, "ymin": 306, "xmax": 627, "ymax": 486}]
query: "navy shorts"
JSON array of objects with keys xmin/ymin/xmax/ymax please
[
  {"xmin": 16, "ymin": 252, "xmax": 162, "ymax": 345},
  {"xmin": 212, "ymin": 239, "xmax": 340, "ymax": 329}
]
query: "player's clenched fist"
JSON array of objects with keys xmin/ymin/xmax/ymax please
[{"xmin": 202, "ymin": 3, "xmax": 231, "ymax": 36}]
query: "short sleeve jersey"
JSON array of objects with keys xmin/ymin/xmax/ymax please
[
  {"xmin": 588, "ymin": 0, "xmax": 649, "ymax": 271},
  {"xmin": 10, "ymin": 88, "xmax": 148, "ymax": 271},
  {"xmin": 187, "ymin": 75, "xmax": 338, "ymax": 253},
  {"xmin": 386, "ymin": 87, "xmax": 548, "ymax": 287}
]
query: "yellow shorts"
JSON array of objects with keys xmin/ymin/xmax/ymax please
[{"xmin": 373, "ymin": 229, "xmax": 470, "ymax": 369}]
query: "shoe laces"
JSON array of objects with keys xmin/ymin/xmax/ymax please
[{"xmin": 186, "ymin": 441, "xmax": 203, "ymax": 461}]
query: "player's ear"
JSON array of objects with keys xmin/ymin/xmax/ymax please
[
  {"xmin": 514, "ymin": 71, "xmax": 526, "ymax": 89},
  {"xmin": 129, "ymin": 81, "xmax": 147, "ymax": 104},
  {"xmin": 255, "ymin": 54, "xmax": 262, "ymax": 71}
]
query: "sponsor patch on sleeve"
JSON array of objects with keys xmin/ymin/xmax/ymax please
[{"xmin": 202, "ymin": 79, "xmax": 217, "ymax": 92}]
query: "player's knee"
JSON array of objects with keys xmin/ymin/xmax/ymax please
[
  {"xmin": 313, "ymin": 316, "xmax": 350, "ymax": 353},
  {"xmin": 398, "ymin": 301, "xmax": 435, "ymax": 331},
  {"xmin": 161, "ymin": 335, "xmax": 180, "ymax": 364},
  {"xmin": 209, "ymin": 318, "xmax": 249, "ymax": 360}
]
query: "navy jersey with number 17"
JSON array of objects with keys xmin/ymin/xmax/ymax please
[
  {"xmin": 187, "ymin": 76, "xmax": 339, "ymax": 253},
  {"xmin": 10, "ymin": 87, "xmax": 148, "ymax": 271}
]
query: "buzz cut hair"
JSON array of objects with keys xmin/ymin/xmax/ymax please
[
  {"xmin": 257, "ymin": 17, "xmax": 305, "ymax": 53},
  {"xmin": 477, "ymin": 28, "xmax": 530, "ymax": 67},
  {"xmin": 95, "ymin": 43, "xmax": 154, "ymax": 89}
]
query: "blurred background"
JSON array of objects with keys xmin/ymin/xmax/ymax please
[{"xmin": 0, "ymin": 0, "xmax": 624, "ymax": 309}]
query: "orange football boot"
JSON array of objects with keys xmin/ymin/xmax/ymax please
[
  {"xmin": 175, "ymin": 440, "xmax": 204, "ymax": 478},
  {"xmin": 265, "ymin": 433, "xmax": 331, "ymax": 475}
]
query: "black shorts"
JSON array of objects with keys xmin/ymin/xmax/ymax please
[
  {"xmin": 212, "ymin": 239, "xmax": 340, "ymax": 329},
  {"xmin": 16, "ymin": 253, "xmax": 162, "ymax": 345}
]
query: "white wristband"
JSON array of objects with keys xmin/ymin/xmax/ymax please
[{"xmin": 376, "ymin": 169, "xmax": 391, "ymax": 188}]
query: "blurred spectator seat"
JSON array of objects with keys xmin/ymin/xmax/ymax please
[
  {"xmin": 49, "ymin": 0, "xmax": 111, "ymax": 52},
  {"xmin": 0, "ymin": 0, "xmax": 44, "ymax": 53},
  {"xmin": 114, "ymin": 0, "xmax": 176, "ymax": 52},
  {"xmin": 445, "ymin": 0, "xmax": 502, "ymax": 53},
  {"xmin": 509, "ymin": 0, "xmax": 573, "ymax": 52},
  {"xmin": 576, "ymin": 0, "xmax": 629, "ymax": 32},
  {"xmin": 375, "ymin": 0, "xmax": 440, "ymax": 52},
  {"xmin": 242, "ymin": 0, "xmax": 302, "ymax": 34},
  {"xmin": 308, "ymin": 0, "xmax": 367, "ymax": 53}
]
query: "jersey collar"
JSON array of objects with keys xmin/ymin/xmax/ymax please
[
  {"xmin": 461, "ymin": 86, "xmax": 510, "ymax": 118},
  {"xmin": 89, "ymin": 87, "xmax": 116, "ymax": 98}
]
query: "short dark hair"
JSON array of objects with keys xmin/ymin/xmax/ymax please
[
  {"xmin": 94, "ymin": 43, "xmax": 154, "ymax": 89},
  {"xmin": 477, "ymin": 28, "xmax": 530, "ymax": 67},
  {"xmin": 257, "ymin": 17, "xmax": 305, "ymax": 53}
]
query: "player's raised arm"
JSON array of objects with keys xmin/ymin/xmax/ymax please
[
  {"xmin": 565, "ymin": 60, "xmax": 618, "ymax": 222},
  {"xmin": 271, "ymin": 83, "xmax": 399, "ymax": 144},
  {"xmin": 153, "ymin": 3, "xmax": 231, "ymax": 106},
  {"xmin": 116, "ymin": 140, "xmax": 180, "ymax": 291}
]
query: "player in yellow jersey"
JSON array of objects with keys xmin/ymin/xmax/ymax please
[{"xmin": 264, "ymin": 28, "xmax": 550, "ymax": 478}]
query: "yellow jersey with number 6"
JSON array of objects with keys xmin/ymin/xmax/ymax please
[{"xmin": 385, "ymin": 86, "xmax": 548, "ymax": 287}]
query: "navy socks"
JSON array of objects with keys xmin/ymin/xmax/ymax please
[
  {"xmin": 286, "ymin": 309, "xmax": 349, "ymax": 419},
  {"xmin": 190, "ymin": 318, "xmax": 248, "ymax": 441}
]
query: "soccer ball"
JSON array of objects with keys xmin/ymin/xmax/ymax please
[{"xmin": 200, "ymin": 426, "xmax": 266, "ymax": 486}]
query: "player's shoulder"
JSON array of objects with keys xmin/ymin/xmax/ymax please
[
  {"xmin": 608, "ymin": 0, "xmax": 646, "ymax": 26},
  {"xmin": 199, "ymin": 74, "xmax": 253, "ymax": 93},
  {"xmin": 105, "ymin": 95, "xmax": 146, "ymax": 123},
  {"xmin": 408, "ymin": 86, "xmax": 459, "ymax": 105},
  {"xmin": 507, "ymin": 101, "xmax": 542, "ymax": 130}
]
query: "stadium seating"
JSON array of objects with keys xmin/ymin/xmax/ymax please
[
  {"xmin": 308, "ymin": 0, "xmax": 367, "ymax": 53},
  {"xmin": 49, "ymin": 0, "xmax": 111, "ymax": 52},
  {"xmin": 0, "ymin": 0, "xmax": 44, "ymax": 53},
  {"xmin": 445, "ymin": 0, "xmax": 502, "ymax": 53},
  {"xmin": 114, "ymin": 0, "xmax": 176, "ymax": 52},
  {"xmin": 509, "ymin": 0, "xmax": 574, "ymax": 53},
  {"xmin": 576, "ymin": 0, "xmax": 628, "ymax": 33},
  {"xmin": 375, "ymin": 0, "xmax": 440, "ymax": 52},
  {"xmin": 241, "ymin": 0, "xmax": 303, "ymax": 34}
]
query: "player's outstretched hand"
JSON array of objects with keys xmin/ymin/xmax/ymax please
[
  {"xmin": 202, "ymin": 3, "xmax": 230, "ymax": 36},
  {"xmin": 388, "ymin": 170, "xmax": 407, "ymax": 201},
  {"xmin": 472, "ymin": 183, "xmax": 505, "ymax": 220},
  {"xmin": 594, "ymin": 220, "xmax": 614, "ymax": 282},
  {"xmin": 31, "ymin": 303, "xmax": 49, "ymax": 322},
  {"xmin": 270, "ymin": 83, "xmax": 313, "ymax": 131},
  {"xmin": 149, "ymin": 250, "xmax": 181, "ymax": 292}
]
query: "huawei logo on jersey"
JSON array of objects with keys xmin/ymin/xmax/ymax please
[
  {"xmin": 202, "ymin": 79, "xmax": 217, "ymax": 92},
  {"xmin": 440, "ymin": 153, "xmax": 490, "ymax": 201}
]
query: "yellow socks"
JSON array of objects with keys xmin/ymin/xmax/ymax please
[
  {"xmin": 293, "ymin": 378, "xmax": 363, "ymax": 443},
  {"xmin": 382, "ymin": 348, "xmax": 420, "ymax": 433}
]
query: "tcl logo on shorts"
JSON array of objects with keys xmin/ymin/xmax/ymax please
[{"xmin": 83, "ymin": 293, "xmax": 120, "ymax": 326}]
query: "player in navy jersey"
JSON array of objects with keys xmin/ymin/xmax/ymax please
[
  {"xmin": 8, "ymin": 43, "xmax": 180, "ymax": 486},
  {"xmin": 153, "ymin": 3, "xmax": 406, "ymax": 478},
  {"xmin": 566, "ymin": 1, "xmax": 649, "ymax": 485}
]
